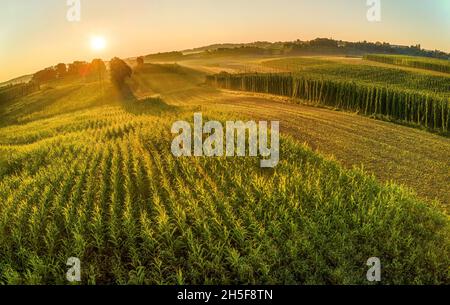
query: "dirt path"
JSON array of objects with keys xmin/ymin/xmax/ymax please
[{"xmin": 201, "ymin": 91, "xmax": 450, "ymax": 206}]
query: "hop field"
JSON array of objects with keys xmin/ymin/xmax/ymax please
[
  {"xmin": 365, "ymin": 54, "xmax": 450, "ymax": 74},
  {"xmin": 211, "ymin": 57, "xmax": 450, "ymax": 134},
  {"xmin": 0, "ymin": 62, "xmax": 449, "ymax": 285},
  {"xmin": 263, "ymin": 57, "xmax": 450, "ymax": 96}
]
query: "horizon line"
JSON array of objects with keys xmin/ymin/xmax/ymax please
[{"xmin": 2, "ymin": 37, "xmax": 449, "ymax": 84}]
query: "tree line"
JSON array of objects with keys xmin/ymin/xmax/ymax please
[{"xmin": 32, "ymin": 56, "xmax": 145, "ymax": 88}]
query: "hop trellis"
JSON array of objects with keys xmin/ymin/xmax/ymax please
[{"xmin": 207, "ymin": 73, "xmax": 450, "ymax": 133}]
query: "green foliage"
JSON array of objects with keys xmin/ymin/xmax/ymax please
[
  {"xmin": 365, "ymin": 54, "xmax": 450, "ymax": 74},
  {"xmin": 136, "ymin": 57, "xmax": 145, "ymax": 69},
  {"xmin": 0, "ymin": 107, "xmax": 448, "ymax": 284},
  {"xmin": 0, "ymin": 82, "xmax": 40, "ymax": 103},
  {"xmin": 207, "ymin": 72, "xmax": 450, "ymax": 134},
  {"xmin": 264, "ymin": 57, "xmax": 450, "ymax": 96},
  {"xmin": 55, "ymin": 63, "xmax": 67, "ymax": 79},
  {"xmin": 110, "ymin": 57, "xmax": 132, "ymax": 88},
  {"xmin": 67, "ymin": 61, "xmax": 90, "ymax": 77},
  {"xmin": 32, "ymin": 68, "xmax": 57, "ymax": 83},
  {"xmin": 90, "ymin": 59, "xmax": 106, "ymax": 75},
  {"xmin": 0, "ymin": 61, "xmax": 449, "ymax": 285}
]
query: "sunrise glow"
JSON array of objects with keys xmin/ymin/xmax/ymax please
[{"xmin": 90, "ymin": 36, "xmax": 107, "ymax": 52}]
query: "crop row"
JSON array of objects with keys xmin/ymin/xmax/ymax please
[
  {"xmin": 365, "ymin": 54, "xmax": 450, "ymax": 74},
  {"xmin": 0, "ymin": 108, "xmax": 449, "ymax": 284},
  {"xmin": 263, "ymin": 58, "xmax": 450, "ymax": 96},
  {"xmin": 207, "ymin": 73, "xmax": 450, "ymax": 133}
]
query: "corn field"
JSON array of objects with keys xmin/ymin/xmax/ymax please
[
  {"xmin": 365, "ymin": 54, "xmax": 450, "ymax": 74},
  {"xmin": 0, "ymin": 106, "xmax": 448, "ymax": 284},
  {"xmin": 207, "ymin": 73, "xmax": 450, "ymax": 133}
]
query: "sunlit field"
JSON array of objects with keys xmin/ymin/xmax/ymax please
[
  {"xmin": 208, "ymin": 59, "xmax": 450, "ymax": 135},
  {"xmin": 0, "ymin": 53, "xmax": 449, "ymax": 284}
]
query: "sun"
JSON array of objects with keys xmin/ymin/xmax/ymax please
[{"xmin": 90, "ymin": 36, "xmax": 107, "ymax": 51}]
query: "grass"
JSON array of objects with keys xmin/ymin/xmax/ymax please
[{"xmin": 0, "ymin": 62, "xmax": 449, "ymax": 285}]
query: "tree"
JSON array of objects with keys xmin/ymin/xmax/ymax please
[
  {"xmin": 55, "ymin": 63, "xmax": 67, "ymax": 78},
  {"xmin": 136, "ymin": 56, "xmax": 145, "ymax": 68},
  {"xmin": 67, "ymin": 61, "xmax": 89, "ymax": 76},
  {"xmin": 90, "ymin": 59, "xmax": 107, "ymax": 97},
  {"xmin": 110, "ymin": 57, "xmax": 132, "ymax": 87},
  {"xmin": 90, "ymin": 59, "xmax": 106, "ymax": 76}
]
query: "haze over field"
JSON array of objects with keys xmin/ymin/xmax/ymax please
[{"xmin": 1, "ymin": 0, "xmax": 450, "ymax": 82}]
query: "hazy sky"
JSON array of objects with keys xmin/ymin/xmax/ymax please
[{"xmin": 1, "ymin": 0, "xmax": 449, "ymax": 82}]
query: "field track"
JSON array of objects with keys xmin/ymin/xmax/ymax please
[{"xmin": 194, "ymin": 90, "xmax": 450, "ymax": 206}]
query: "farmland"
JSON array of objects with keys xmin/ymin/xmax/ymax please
[
  {"xmin": 0, "ymin": 55, "xmax": 449, "ymax": 285},
  {"xmin": 207, "ymin": 72, "xmax": 450, "ymax": 133},
  {"xmin": 365, "ymin": 54, "xmax": 450, "ymax": 74},
  {"xmin": 0, "ymin": 82, "xmax": 40, "ymax": 104},
  {"xmin": 262, "ymin": 57, "xmax": 450, "ymax": 95},
  {"xmin": 203, "ymin": 57, "xmax": 450, "ymax": 134}
]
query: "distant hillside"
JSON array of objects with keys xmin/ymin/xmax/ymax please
[
  {"xmin": 144, "ymin": 51, "xmax": 185, "ymax": 61},
  {"xmin": 183, "ymin": 41, "xmax": 283, "ymax": 53},
  {"xmin": 173, "ymin": 38, "xmax": 450, "ymax": 60}
]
